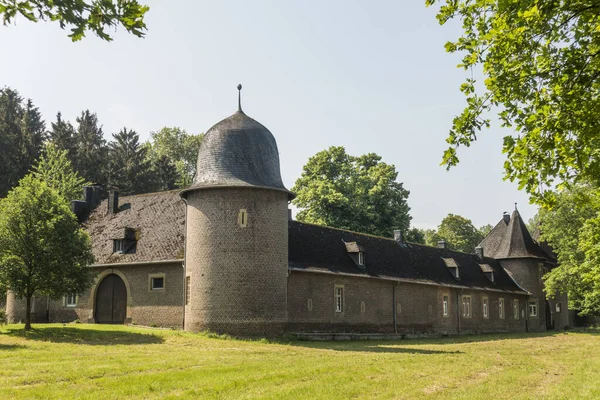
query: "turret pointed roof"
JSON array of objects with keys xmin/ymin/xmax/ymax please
[{"xmin": 479, "ymin": 210, "xmax": 549, "ymax": 260}]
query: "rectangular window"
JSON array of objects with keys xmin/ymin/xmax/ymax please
[
  {"xmin": 514, "ymin": 299, "xmax": 520, "ymax": 320},
  {"xmin": 113, "ymin": 239, "xmax": 125, "ymax": 253},
  {"xmin": 150, "ymin": 276, "xmax": 165, "ymax": 291},
  {"xmin": 238, "ymin": 209, "xmax": 248, "ymax": 227},
  {"xmin": 66, "ymin": 294, "xmax": 77, "ymax": 307},
  {"xmin": 443, "ymin": 295, "xmax": 449, "ymax": 317},
  {"xmin": 462, "ymin": 295, "xmax": 472, "ymax": 318},
  {"xmin": 334, "ymin": 285, "xmax": 344, "ymax": 313},
  {"xmin": 185, "ymin": 276, "xmax": 190, "ymax": 305},
  {"xmin": 360, "ymin": 301, "xmax": 366, "ymax": 313},
  {"xmin": 555, "ymin": 302, "xmax": 561, "ymax": 313},
  {"xmin": 529, "ymin": 300, "xmax": 538, "ymax": 317},
  {"xmin": 499, "ymin": 298, "xmax": 505, "ymax": 319},
  {"xmin": 358, "ymin": 252, "xmax": 365, "ymax": 266},
  {"xmin": 482, "ymin": 297, "xmax": 489, "ymax": 319}
]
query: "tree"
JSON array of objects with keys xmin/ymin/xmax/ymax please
[
  {"xmin": 0, "ymin": 175, "xmax": 94, "ymax": 330},
  {"xmin": 405, "ymin": 227, "xmax": 426, "ymax": 244},
  {"xmin": 1, "ymin": 0, "xmax": 149, "ymax": 41},
  {"xmin": 108, "ymin": 127, "xmax": 152, "ymax": 195},
  {"xmin": 424, "ymin": 229, "xmax": 442, "ymax": 248},
  {"xmin": 152, "ymin": 155, "xmax": 178, "ymax": 191},
  {"xmin": 31, "ymin": 143, "xmax": 88, "ymax": 202},
  {"xmin": 539, "ymin": 184, "xmax": 600, "ymax": 315},
  {"xmin": 48, "ymin": 112, "xmax": 77, "ymax": 163},
  {"xmin": 144, "ymin": 127, "xmax": 204, "ymax": 189},
  {"xmin": 428, "ymin": 1, "xmax": 600, "ymax": 205},
  {"xmin": 292, "ymin": 146, "xmax": 411, "ymax": 238},
  {"xmin": 426, "ymin": 214, "xmax": 484, "ymax": 253},
  {"xmin": 479, "ymin": 224, "xmax": 493, "ymax": 238},
  {"xmin": 0, "ymin": 87, "xmax": 46, "ymax": 198},
  {"xmin": 73, "ymin": 110, "xmax": 107, "ymax": 184}
]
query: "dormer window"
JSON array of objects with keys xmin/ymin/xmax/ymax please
[
  {"xmin": 111, "ymin": 227, "xmax": 138, "ymax": 254},
  {"xmin": 442, "ymin": 258, "xmax": 460, "ymax": 279},
  {"xmin": 479, "ymin": 264, "xmax": 495, "ymax": 282},
  {"xmin": 344, "ymin": 241, "xmax": 366, "ymax": 269}
]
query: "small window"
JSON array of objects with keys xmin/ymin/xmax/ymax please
[
  {"xmin": 360, "ymin": 301, "xmax": 366, "ymax": 313},
  {"xmin": 499, "ymin": 298, "xmax": 505, "ymax": 319},
  {"xmin": 358, "ymin": 252, "xmax": 365, "ymax": 266},
  {"xmin": 529, "ymin": 300, "xmax": 538, "ymax": 317},
  {"xmin": 482, "ymin": 297, "xmax": 489, "ymax": 319},
  {"xmin": 149, "ymin": 274, "xmax": 165, "ymax": 291},
  {"xmin": 462, "ymin": 295, "xmax": 472, "ymax": 318},
  {"xmin": 66, "ymin": 294, "xmax": 77, "ymax": 307},
  {"xmin": 307, "ymin": 298, "xmax": 313, "ymax": 311},
  {"xmin": 113, "ymin": 239, "xmax": 125, "ymax": 253},
  {"xmin": 443, "ymin": 295, "xmax": 449, "ymax": 317},
  {"xmin": 555, "ymin": 302, "xmax": 561, "ymax": 313},
  {"xmin": 514, "ymin": 299, "xmax": 520, "ymax": 320},
  {"xmin": 334, "ymin": 285, "xmax": 344, "ymax": 313},
  {"xmin": 185, "ymin": 276, "xmax": 190, "ymax": 305},
  {"xmin": 238, "ymin": 209, "xmax": 248, "ymax": 228}
]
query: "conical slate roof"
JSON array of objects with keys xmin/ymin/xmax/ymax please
[
  {"xmin": 181, "ymin": 109, "xmax": 294, "ymax": 199},
  {"xmin": 479, "ymin": 210, "xmax": 548, "ymax": 259}
]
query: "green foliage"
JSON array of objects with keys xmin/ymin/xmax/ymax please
[
  {"xmin": 425, "ymin": 214, "xmax": 484, "ymax": 253},
  {"xmin": 0, "ymin": 309, "xmax": 5, "ymax": 325},
  {"xmin": 144, "ymin": 127, "xmax": 204, "ymax": 189},
  {"xmin": 31, "ymin": 143, "xmax": 88, "ymax": 202},
  {"xmin": 428, "ymin": 1, "xmax": 600, "ymax": 205},
  {"xmin": 292, "ymin": 146, "xmax": 411, "ymax": 237},
  {"xmin": 73, "ymin": 110, "xmax": 108, "ymax": 184},
  {"xmin": 48, "ymin": 112, "xmax": 77, "ymax": 164},
  {"xmin": 0, "ymin": 0, "xmax": 149, "ymax": 41},
  {"xmin": 108, "ymin": 128, "xmax": 152, "ymax": 195},
  {"xmin": 479, "ymin": 224, "xmax": 493, "ymax": 238},
  {"xmin": 0, "ymin": 87, "xmax": 46, "ymax": 198},
  {"xmin": 0, "ymin": 175, "xmax": 94, "ymax": 329},
  {"xmin": 405, "ymin": 227, "xmax": 426, "ymax": 244},
  {"xmin": 540, "ymin": 183, "xmax": 600, "ymax": 315}
]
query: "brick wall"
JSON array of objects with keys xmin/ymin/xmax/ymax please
[
  {"xmin": 287, "ymin": 270, "xmax": 529, "ymax": 335},
  {"xmin": 184, "ymin": 187, "xmax": 289, "ymax": 335},
  {"xmin": 5, "ymin": 262, "xmax": 184, "ymax": 327}
]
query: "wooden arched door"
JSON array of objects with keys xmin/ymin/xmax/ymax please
[{"xmin": 95, "ymin": 274, "xmax": 127, "ymax": 324}]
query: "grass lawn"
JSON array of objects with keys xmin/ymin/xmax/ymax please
[{"xmin": 0, "ymin": 324, "xmax": 599, "ymax": 399}]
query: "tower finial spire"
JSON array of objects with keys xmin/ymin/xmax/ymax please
[
  {"xmin": 237, "ymin": 84, "xmax": 243, "ymax": 112},
  {"xmin": 515, "ymin": 202, "xmax": 518, "ymax": 211}
]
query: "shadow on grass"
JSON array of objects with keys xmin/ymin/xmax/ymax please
[
  {"xmin": 0, "ymin": 327, "xmax": 163, "ymax": 345},
  {"xmin": 0, "ymin": 344, "xmax": 26, "ymax": 351},
  {"xmin": 290, "ymin": 341, "xmax": 462, "ymax": 354}
]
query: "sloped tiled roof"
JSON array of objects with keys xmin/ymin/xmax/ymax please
[
  {"xmin": 289, "ymin": 221, "xmax": 527, "ymax": 293},
  {"xmin": 479, "ymin": 210, "xmax": 548, "ymax": 260},
  {"xmin": 85, "ymin": 190, "xmax": 186, "ymax": 264}
]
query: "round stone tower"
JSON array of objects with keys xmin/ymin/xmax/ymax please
[{"xmin": 180, "ymin": 86, "xmax": 294, "ymax": 335}]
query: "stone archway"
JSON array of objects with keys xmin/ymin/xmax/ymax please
[{"xmin": 95, "ymin": 274, "xmax": 128, "ymax": 324}]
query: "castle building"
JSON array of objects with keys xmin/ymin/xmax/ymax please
[{"xmin": 4, "ymin": 88, "xmax": 568, "ymax": 336}]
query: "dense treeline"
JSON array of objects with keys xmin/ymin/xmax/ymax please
[{"xmin": 0, "ymin": 87, "xmax": 203, "ymax": 198}]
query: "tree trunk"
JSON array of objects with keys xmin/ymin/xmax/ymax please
[{"xmin": 25, "ymin": 295, "xmax": 32, "ymax": 331}]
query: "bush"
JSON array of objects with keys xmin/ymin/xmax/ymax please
[{"xmin": 0, "ymin": 309, "xmax": 6, "ymax": 325}]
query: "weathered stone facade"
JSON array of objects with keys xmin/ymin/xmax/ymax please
[
  {"xmin": 184, "ymin": 188, "xmax": 289, "ymax": 335},
  {"xmin": 287, "ymin": 271, "xmax": 529, "ymax": 335}
]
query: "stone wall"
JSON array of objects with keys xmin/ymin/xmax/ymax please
[
  {"xmin": 184, "ymin": 187, "xmax": 289, "ymax": 335},
  {"xmin": 5, "ymin": 262, "xmax": 184, "ymax": 327},
  {"xmin": 287, "ymin": 270, "xmax": 529, "ymax": 335}
]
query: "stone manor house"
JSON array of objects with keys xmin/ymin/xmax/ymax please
[{"xmin": 4, "ymin": 91, "xmax": 571, "ymax": 336}]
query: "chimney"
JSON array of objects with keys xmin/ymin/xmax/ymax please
[
  {"xmin": 288, "ymin": 209, "xmax": 292, "ymax": 221},
  {"xmin": 475, "ymin": 246, "xmax": 484, "ymax": 259},
  {"xmin": 394, "ymin": 230, "xmax": 403, "ymax": 244},
  {"xmin": 503, "ymin": 212, "xmax": 510, "ymax": 224},
  {"xmin": 108, "ymin": 190, "xmax": 119, "ymax": 214},
  {"xmin": 71, "ymin": 200, "xmax": 88, "ymax": 222},
  {"xmin": 437, "ymin": 240, "xmax": 446, "ymax": 249}
]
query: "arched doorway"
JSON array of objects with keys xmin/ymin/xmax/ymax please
[{"xmin": 95, "ymin": 274, "xmax": 127, "ymax": 324}]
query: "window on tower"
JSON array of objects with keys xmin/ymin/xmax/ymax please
[{"xmin": 238, "ymin": 209, "xmax": 248, "ymax": 227}]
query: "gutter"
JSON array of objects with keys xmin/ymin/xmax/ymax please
[
  {"xmin": 288, "ymin": 267, "xmax": 530, "ymax": 295},
  {"xmin": 90, "ymin": 259, "xmax": 183, "ymax": 268}
]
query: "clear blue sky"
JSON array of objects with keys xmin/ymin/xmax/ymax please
[{"xmin": 0, "ymin": 0, "xmax": 537, "ymax": 230}]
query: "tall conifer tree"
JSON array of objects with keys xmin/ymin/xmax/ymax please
[
  {"xmin": 49, "ymin": 112, "xmax": 77, "ymax": 163},
  {"xmin": 74, "ymin": 110, "xmax": 107, "ymax": 184},
  {"xmin": 108, "ymin": 128, "xmax": 152, "ymax": 195}
]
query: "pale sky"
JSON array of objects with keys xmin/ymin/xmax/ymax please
[{"xmin": 0, "ymin": 0, "xmax": 538, "ymax": 230}]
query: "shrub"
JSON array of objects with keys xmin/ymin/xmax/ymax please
[{"xmin": 0, "ymin": 309, "xmax": 6, "ymax": 325}]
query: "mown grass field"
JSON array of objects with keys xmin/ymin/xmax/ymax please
[{"xmin": 0, "ymin": 324, "xmax": 598, "ymax": 399}]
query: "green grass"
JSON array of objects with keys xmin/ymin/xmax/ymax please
[{"xmin": 0, "ymin": 324, "xmax": 599, "ymax": 399}]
